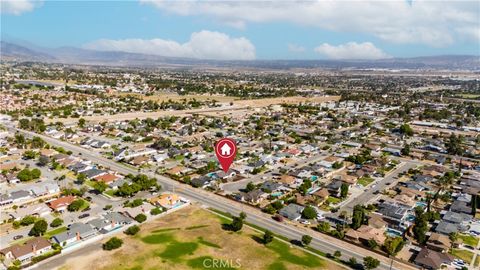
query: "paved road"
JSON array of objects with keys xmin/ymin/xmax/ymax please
[
  {"xmin": 339, "ymin": 162, "xmax": 418, "ymax": 213},
  {"xmin": 221, "ymin": 153, "xmax": 327, "ymax": 193},
  {"xmin": 12, "ymin": 127, "xmax": 415, "ymax": 270}
]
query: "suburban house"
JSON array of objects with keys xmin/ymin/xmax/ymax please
[
  {"xmin": 7, "ymin": 203, "xmax": 51, "ymax": 220},
  {"xmin": 345, "ymin": 225, "xmax": 387, "ymax": 246},
  {"xmin": 48, "ymin": 196, "xmax": 76, "ymax": 212},
  {"xmin": 149, "ymin": 193, "xmax": 182, "ymax": 209},
  {"xmin": 51, "ymin": 223, "xmax": 96, "ymax": 247},
  {"xmin": 0, "ymin": 237, "xmax": 52, "ymax": 264},
  {"xmin": 426, "ymin": 233, "xmax": 451, "ymax": 252},
  {"xmin": 414, "ymin": 248, "xmax": 454, "ymax": 270},
  {"xmin": 279, "ymin": 203, "xmax": 304, "ymax": 221}
]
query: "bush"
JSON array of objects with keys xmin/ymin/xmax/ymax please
[
  {"xmin": 103, "ymin": 237, "xmax": 123, "ymax": 250},
  {"xmin": 263, "ymin": 230, "xmax": 274, "ymax": 244},
  {"xmin": 134, "ymin": 213, "xmax": 147, "ymax": 223},
  {"xmin": 68, "ymin": 199, "xmax": 85, "ymax": 212},
  {"xmin": 125, "ymin": 225, "xmax": 140, "ymax": 236},
  {"xmin": 50, "ymin": 218, "xmax": 63, "ymax": 228},
  {"xmin": 301, "ymin": 235, "xmax": 312, "ymax": 246},
  {"xmin": 301, "ymin": 206, "xmax": 317, "ymax": 219},
  {"xmin": 29, "ymin": 219, "xmax": 48, "ymax": 236},
  {"xmin": 150, "ymin": 207, "xmax": 162, "ymax": 215}
]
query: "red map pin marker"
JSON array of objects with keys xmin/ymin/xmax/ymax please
[{"xmin": 215, "ymin": 138, "xmax": 237, "ymax": 172}]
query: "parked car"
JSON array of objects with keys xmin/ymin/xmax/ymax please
[
  {"xmin": 78, "ymin": 213, "xmax": 90, "ymax": 219},
  {"xmin": 273, "ymin": 214, "xmax": 284, "ymax": 222},
  {"xmin": 13, "ymin": 235, "xmax": 23, "ymax": 240}
]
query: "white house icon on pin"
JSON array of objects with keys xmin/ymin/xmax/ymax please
[{"xmin": 221, "ymin": 143, "xmax": 231, "ymax": 156}]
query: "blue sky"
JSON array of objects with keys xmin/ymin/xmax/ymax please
[{"xmin": 1, "ymin": 0, "xmax": 479, "ymax": 60}]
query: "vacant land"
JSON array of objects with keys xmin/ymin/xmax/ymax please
[
  {"xmin": 47, "ymin": 95, "xmax": 340, "ymax": 124},
  {"xmin": 59, "ymin": 206, "xmax": 345, "ymax": 270}
]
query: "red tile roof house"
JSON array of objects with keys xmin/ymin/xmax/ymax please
[
  {"xmin": 94, "ymin": 173, "xmax": 119, "ymax": 184},
  {"xmin": 48, "ymin": 196, "xmax": 76, "ymax": 212},
  {"xmin": 0, "ymin": 237, "xmax": 52, "ymax": 264}
]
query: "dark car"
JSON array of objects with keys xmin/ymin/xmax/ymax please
[
  {"xmin": 85, "ymin": 196, "xmax": 92, "ymax": 202},
  {"xmin": 78, "ymin": 213, "xmax": 90, "ymax": 219},
  {"xmin": 13, "ymin": 235, "xmax": 23, "ymax": 240},
  {"xmin": 273, "ymin": 214, "xmax": 284, "ymax": 222}
]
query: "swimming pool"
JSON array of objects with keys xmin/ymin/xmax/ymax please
[
  {"xmin": 386, "ymin": 228, "xmax": 403, "ymax": 237},
  {"xmin": 415, "ymin": 201, "xmax": 427, "ymax": 208}
]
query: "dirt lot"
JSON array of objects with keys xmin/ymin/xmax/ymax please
[
  {"xmin": 48, "ymin": 95, "xmax": 340, "ymax": 124},
  {"xmin": 58, "ymin": 205, "xmax": 345, "ymax": 270}
]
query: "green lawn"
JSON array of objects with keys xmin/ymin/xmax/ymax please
[
  {"xmin": 104, "ymin": 189, "xmax": 116, "ymax": 197},
  {"xmin": 45, "ymin": 226, "xmax": 67, "ymax": 238},
  {"xmin": 475, "ymin": 255, "xmax": 480, "ymax": 267},
  {"xmin": 12, "ymin": 226, "xmax": 67, "ymax": 245},
  {"xmin": 357, "ymin": 177, "xmax": 374, "ymax": 187},
  {"xmin": 459, "ymin": 233, "xmax": 479, "ymax": 247},
  {"xmin": 451, "ymin": 249, "xmax": 475, "ymax": 264},
  {"xmin": 326, "ymin": 197, "xmax": 341, "ymax": 205}
]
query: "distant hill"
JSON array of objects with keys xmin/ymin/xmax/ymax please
[
  {"xmin": 1, "ymin": 41, "xmax": 479, "ymax": 71},
  {"xmin": 1, "ymin": 41, "xmax": 56, "ymax": 61}
]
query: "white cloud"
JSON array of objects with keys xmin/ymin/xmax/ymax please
[
  {"xmin": 0, "ymin": 0, "xmax": 40, "ymax": 15},
  {"xmin": 84, "ymin": 30, "xmax": 256, "ymax": 60},
  {"xmin": 287, "ymin": 43, "xmax": 305, "ymax": 53},
  {"xmin": 141, "ymin": 0, "xmax": 480, "ymax": 47},
  {"xmin": 314, "ymin": 42, "xmax": 390, "ymax": 60}
]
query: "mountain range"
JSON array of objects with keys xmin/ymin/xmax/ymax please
[{"xmin": 1, "ymin": 41, "xmax": 479, "ymax": 71}]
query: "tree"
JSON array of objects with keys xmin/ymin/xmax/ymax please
[
  {"xmin": 302, "ymin": 206, "xmax": 317, "ymax": 219},
  {"xmin": 23, "ymin": 150, "xmax": 37, "ymax": 159},
  {"xmin": 230, "ymin": 216, "xmax": 243, "ymax": 232},
  {"xmin": 17, "ymin": 168, "xmax": 41, "ymax": 182},
  {"xmin": 445, "ymin": 133, "xmax": 464, "ymax": 155},
  {"xmin": 50, "ymin": 218, "xmax": 63, "ymax": 228},
  {"xmin": 449, "ymin": 232, "xmax": 458, "ymax": 253},
  {"xmin": 301, "ymin": 235, "xmax": 312, "ymax": 246},
  {"xmin": 104, "ymin": 204, "xmax": 113, "ymax": 210},
  {"xmin": 29, "ymin": 219, "xmax": 48, "ymax": 236},
  {"xmin": 351, "ymin": 205, "xmax": 366, "ymax": 230},
  {"xmin": 471, "ymin": 195, "xmax": 477, "ymax": 215},
  {"xmin": 76, "ymin": 173, "xmax": 86, "ymax": 184},
  {"xmin": 68, "ymin": 199, "xmax": 84, "ymax": 212},
  {"xmin": 383, "ymin": 237, "xmax": 405, "ymax": 256},
  {"xmin": 317, "ymin": 221, "xmax": 330, "ymax": 233},
  {"xmin": 239, "ymin": 212, "xmax": 247, "ymax": 220},
  {"xmin": 413, "ymin": 206, "xmax": 428, "ymax": 244},
  {"xmin": 93, "ymin": 181, "xmax": 108, "ymax": 193},
  {"xmin": 263, "ymin": 230, "xmax": 274, "ymax": 244},
  {"xmin": 150, "ymin": 207, "xmax": 162, "ymax": 215},
  {"xmin": 125, "ymin": 225, "xmax": 140, "ymax": 236},
  {"xmin": 399, "ymin": 123, "xmax": 413, "ymax": 136},
  {"xmin": 246, "ymin": 181, "xmax": 255, "ymax": 192},
  {"xmin": 348, "ymin": 257, "xmax": 357, "ymax": 267},
  {"xmin": 20, "ymin": 216, "xmax": 36, "ymax": 226},
  {"xmin": 134, "ymin": 213, "xmax": 147, "ymax": 223},
  {"xmin": 363, "ymin": 256, "xmax": 380, "ymax": 270},
  {"xmin": 340, "ymin": 183, "xmax": 349, "ymax": 199},
  {"xmin": 103, "ymin": 237, "xmax": 123, "ymax": 250},
  {"xmin": 366, "ymin": 239, "xmax": 378, "ymax": 249},
  {"xmin": 401, "ymin": 144, "xmax": 411, "ymax": 156},
  {"xmin": 333, "ymin": 250, "xmax": 342, "ymax": 258},
  {"xmin": 78, "ymin": 118, "xmax": 86, "ymax": 128}
]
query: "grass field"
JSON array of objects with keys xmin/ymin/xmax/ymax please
[
  {"xmin": 59, "ymin": 206, "xmax": 345, "ymax": 270},
  {"xmin": 451, "ymin": 248, "xmax": 474, "ymax": 264}
]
